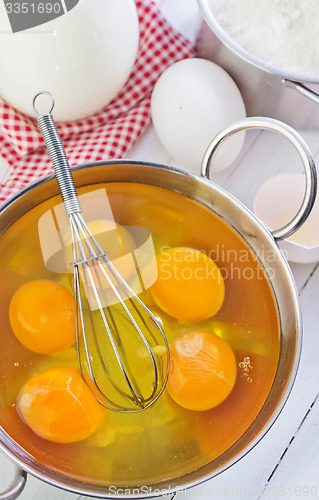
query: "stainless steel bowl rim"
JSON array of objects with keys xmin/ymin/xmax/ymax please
[{"xmin": 0, "ymin": 158, "xmax": 303, "ymax": 499}]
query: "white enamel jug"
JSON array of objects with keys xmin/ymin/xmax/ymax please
[{"xmin": 0, "ymin": 0, "xmax": 139, "ymax": 121}]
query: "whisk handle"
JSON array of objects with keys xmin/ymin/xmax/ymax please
[{"xmin": 33, "ymin": 92, "xmax": 81, "ymax": 215}]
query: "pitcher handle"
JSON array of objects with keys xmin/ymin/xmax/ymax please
[
  {"xmin": 282, "ymin": 79, "xmax": 319, "ymax": 105},
  {"xmin": 201, "ymin": 117, "xmax": 317, "ymax": 241},
  {"xmin": 0, "ymin": 467, "xmax": 27, "ymax": 500}
]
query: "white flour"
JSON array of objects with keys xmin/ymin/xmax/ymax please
[{"xmin": 208, "ymin": 0, "xmax": 319, "ymax": 77}]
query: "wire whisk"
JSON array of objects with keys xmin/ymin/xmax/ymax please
[{"xmin": 33, "ymin": 91, "xmax": 169, "ymax": 412}]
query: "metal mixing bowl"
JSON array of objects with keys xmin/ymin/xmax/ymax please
[
  {"xmin": 0, "ymin": 118, "xmax": 316, "ymax": 499},
  {"xmin": 197, "ymin": 0, "xmax": 319, "ymax": 128}
]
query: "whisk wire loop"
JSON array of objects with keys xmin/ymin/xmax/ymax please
[
  {"xmin": 74, "ymin": 267, "xmax": 131, "ymax": 411},
  {"xmin": 77, "ymin": 213, "xmax": 162, "ymax": 368},
  {"xmin": 71, "ymin": 215, "xmax": 145, "ymax": 409},
  {"xmin": 70, "ymin": 212, "xmax": 165, "ymax": 411}
]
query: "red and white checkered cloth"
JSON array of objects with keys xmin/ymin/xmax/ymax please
[{"xmin": 0, "ymin": 0, "xmax": 194, "ymax": 204}]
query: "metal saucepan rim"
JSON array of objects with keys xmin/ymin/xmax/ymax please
[{"xmin": 0, "ymin": 159, "xmax": 302, "ymax": 498}]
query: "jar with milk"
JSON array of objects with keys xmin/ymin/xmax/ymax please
[{"xmin": 0, "ymin": 0, "xmax": 139, "ymax": 121}]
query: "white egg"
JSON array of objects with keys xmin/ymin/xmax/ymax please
[{"xmin": 151, "ymin": 58, "xmax": 246, "ymax": 172}]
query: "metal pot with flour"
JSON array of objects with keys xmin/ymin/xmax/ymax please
[{"xmin": 197, "ymin": 0, "xmax": 319, "ymax": 128}]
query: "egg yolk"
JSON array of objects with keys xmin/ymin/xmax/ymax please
[
  {"xmin": 17, "ymin": 366, "xmax": 107, "ymax": 443},
  {"xmin": 151, "ymin": 247, "xmax": 225, "ymax": 321},
  {"xmin": 9, "ymin": 279, "xmax": 76, "ymax": 354},
  {"xmin": 167, "ymin": 330, "xmax": 237, "ymax": 411}
]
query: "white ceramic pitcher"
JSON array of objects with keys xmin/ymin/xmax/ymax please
[{"xmin": 0, "ymin": 0, "xmax": 139, "ymax": 121}]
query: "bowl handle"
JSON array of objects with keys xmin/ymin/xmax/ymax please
[
  {"xmin": 201, "ymin": 116, "xmax": 317, "ymax": 241},
  {"xmin": 0, "ymin": 467, "xmax": 27, "ymax": 500},
  {"xmin": 282, "ymin": 79, "xmax": 319, "ymax": 105}
]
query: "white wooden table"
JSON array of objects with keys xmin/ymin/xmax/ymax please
[{"xmin": 0, "ymin": 1, "xmax": 318, "ymax": 498}]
